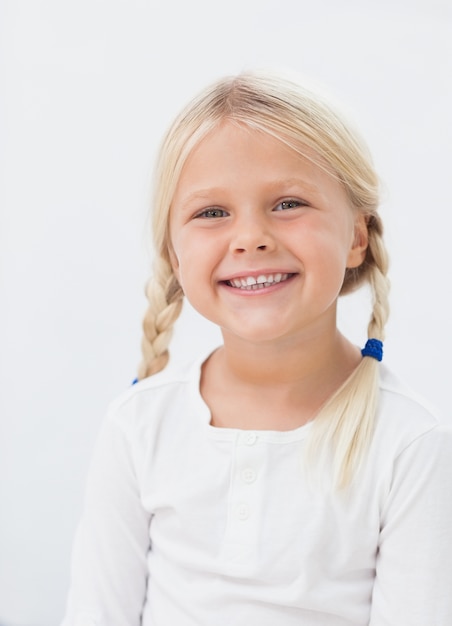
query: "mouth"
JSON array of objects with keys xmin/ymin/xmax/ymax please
[{"xmin": 222, "ymin": 272, "xmax": 295, "ymax": 291}]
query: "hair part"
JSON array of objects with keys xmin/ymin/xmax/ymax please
[{"xmin": 137, "ymin": 69, "xmax": 390, "ymax": 488}]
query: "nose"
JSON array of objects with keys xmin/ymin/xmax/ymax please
[{"xmin": 229, "ymin": 214, "xmax": 276, "ymax": 254}]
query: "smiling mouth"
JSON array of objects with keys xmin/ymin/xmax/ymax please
[{"xmin": 223, "ymin": 273, "xmax": 295, "ymax": 290}]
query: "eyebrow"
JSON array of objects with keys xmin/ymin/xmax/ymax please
[
  {"xmin": 178, "ymin": 188, "xmax": 225, "ymax": 206},
  {"xmin": 177, "ymin": 178, "xmax": 322, "ymax": 207},
  {"xmin": 265, "ymin": 177, "xmax": 321, "ymax": 194}
]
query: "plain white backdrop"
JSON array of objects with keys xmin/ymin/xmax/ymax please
[{"xmin": 1, "ymin": 0, "xmax": 451, "ymax": 624}]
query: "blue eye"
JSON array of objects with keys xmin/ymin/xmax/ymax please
[
  {"xmin": 196, "ymin": 208, "xmax": 228, "ymax": 218},
  {"xmin": 274, "ymin": 199, "xmax": 305, "ymax": 211}
]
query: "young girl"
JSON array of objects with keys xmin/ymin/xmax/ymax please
[{"xmin": 62, "ymin": 71, "xmax": 452, "ymax": 625}]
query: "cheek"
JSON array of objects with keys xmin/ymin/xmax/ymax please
[
  {"xmin": 168, "ymin": 220, "xmax": 191, "ymax": 273},
  {"xmin": 299, "ymin": 224, "xmax": 353, "ymax": 285},
  {"xmin": 300, "ymin": 217, "xmax": 352, "ymax": 259},
  {"xmin": 169, "ymin": 233, "xmax": 203, "ymax": 290}
]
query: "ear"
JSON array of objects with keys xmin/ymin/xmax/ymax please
[{"xmin": 346, "ymin": 212, "xmax": 369, "ymax": 268}]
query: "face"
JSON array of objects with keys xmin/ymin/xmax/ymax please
[{"xmin": 169, "ymin": 122, "xmax": 367, "ymax": 347}]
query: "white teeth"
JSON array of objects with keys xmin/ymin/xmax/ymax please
[{"xmin": 227, "ymin": 273, "xmax": 290, "ymax": 290}]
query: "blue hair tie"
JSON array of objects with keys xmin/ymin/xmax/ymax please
[{"xmin": 361, "ymin": 338, "xmax": 383, "ymax": 361}]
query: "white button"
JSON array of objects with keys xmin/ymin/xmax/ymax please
[
  {"xmin": 241, "ymin": 468, "xmax": 257, "ymax": 484},
  {"xmin": 236, "ymin": 503, "xmax": 250, "ymax": 520},
  {"xmin": 244, "ymin": 432, "xmax": 257, "ymax": 445}
]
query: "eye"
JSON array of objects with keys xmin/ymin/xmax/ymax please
[
  {"xmin": 195, "ymin": 208, "xmax": 229, "ymax": 219},
  {"xmin": 273, "ymin": 199, "xmax": 307, "ymax": 211}
]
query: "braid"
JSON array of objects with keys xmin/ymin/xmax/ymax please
[
  {"xmin": 365, "ymin": 216, "xmax": 390, "ymax": 340},
  {"xmin": 137, "ymin": 258, "xmax": 184, "ymax": 380}
]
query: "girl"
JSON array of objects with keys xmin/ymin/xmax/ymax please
[{"xmin": 62, "ymin": 71, "xmax": 452, "ymax": 625}]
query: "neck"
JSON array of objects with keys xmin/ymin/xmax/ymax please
[
  {"xmin": 202, "ymin": 328, "xmax": 361, "ymax": 431},
  {"xmin": 219, "ymin": 327, "xmax": 359, "ymax": 386}
]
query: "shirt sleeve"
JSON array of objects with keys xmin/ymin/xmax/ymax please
[
  {"xmin": 61, "ymin": 408, "xmax": 151, "ymax": 626},
  {"xmin": 369, "ymin": 422, "xmax": 452, "ymax": 625}
]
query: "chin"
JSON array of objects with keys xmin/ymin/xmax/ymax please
[{"xmin": 221, "ymin": 324, "xmax": 293, "ymax": 345}]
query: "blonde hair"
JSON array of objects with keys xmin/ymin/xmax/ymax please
[{"xmin": 138, "ymin": 70, "xmax": 390, "ymax": 488}]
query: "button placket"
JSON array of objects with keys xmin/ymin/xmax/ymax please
[
  {"xmin": 231, "ymin": 434, "xmax": 263, "ymax": 526},
  {"xmin": 220, "ymin": 432, "xmax": 266, "ymax": 569}
]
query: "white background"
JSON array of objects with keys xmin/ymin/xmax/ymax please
[{"xmin": 1, "ymin": 1, "xmax": 451, "ymax": 624}]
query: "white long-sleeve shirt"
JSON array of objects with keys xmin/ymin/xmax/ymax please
[{"xmin": 61, "ymin": 355, "xmax": 452, "ymax": 625}]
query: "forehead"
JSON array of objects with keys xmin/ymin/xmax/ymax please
[
  {"xmin": 171, "ymin": 121, "xmax": 342, "ymax": 206},
  {"xmin": 182, "ymin": 120, "xmax": 318, "ymax": 170}
]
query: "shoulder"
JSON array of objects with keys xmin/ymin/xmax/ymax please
[
  {"xmin": 355, "ymin": 366, "xmax": 452, "ymax": 501},
  {"xmin": 374, "ymin": 364, "xmax": 452, "ymax": 457},
  {"xmin": 111, "ymin": 359, "xmax": 197, "ymax": 409},
  {"xmin": 104, "ymin": 352, "xmax": 210, "ymax": 438}
]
